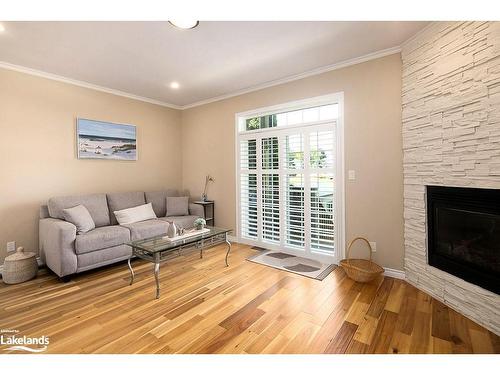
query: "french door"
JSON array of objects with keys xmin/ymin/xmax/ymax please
[{"xmin": 238, "ymin": 122, "xmax": 341, "ymax": 263}]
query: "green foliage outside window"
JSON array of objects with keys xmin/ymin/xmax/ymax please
[
  {"xmin": 310, "ymin": 150, "xmax": 327, "ymax": 168},
  {"xmin": 246, "ymin": 114, "xmax": 278, "ymax": 131}
]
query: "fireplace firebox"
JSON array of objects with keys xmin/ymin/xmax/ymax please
[{"xmin": 427, "ymin": 186, "xmax": 500, "ymax": 295}]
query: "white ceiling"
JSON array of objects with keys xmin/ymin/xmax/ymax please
[{"xmin": 0, "ymin": 21, "xmax": 428, "ymax": 108}]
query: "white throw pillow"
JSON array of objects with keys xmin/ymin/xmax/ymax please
[{"xmin": 114, "ymin": 203, "xmax": 157, "ymax": 225}]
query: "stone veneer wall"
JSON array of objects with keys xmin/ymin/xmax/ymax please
[{"xmin": 402, "ymin": 21, "xmax": 500, "ymax": 335}]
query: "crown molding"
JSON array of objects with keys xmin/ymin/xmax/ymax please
[
  {"xmin": 0, "ymin": 61, "xmax": 182, "ymax": 110},
  {"xmin": 181, "ymin": 46, "xmax": 402, "ymax": 109},
  {"xmin": 0, "ymin": 45, "xmax": 401, "ymax": 111}
]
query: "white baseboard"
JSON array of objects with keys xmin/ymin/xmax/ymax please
[
  {"xmin": 383, "ymin": 267, "xmax": 406, "ymax": 280},
  {"xmin": 0, "ymin": 256, "xmax": 43, "ymax": 277}
]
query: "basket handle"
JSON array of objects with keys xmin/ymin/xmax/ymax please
[{"xmin": 346, "ymin": 237, "xmax": 373, "ymax": 265}]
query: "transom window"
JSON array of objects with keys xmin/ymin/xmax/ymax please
[{"xmin": 242, "ymin": 104, "xmax": 339, "ymax": 132}]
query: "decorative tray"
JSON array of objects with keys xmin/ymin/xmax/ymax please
[{"xmin": 162, "ymin": 228, "xmax": 210, "ymax": 242}]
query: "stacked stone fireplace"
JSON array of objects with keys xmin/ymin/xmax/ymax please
[{"xmin": 402, "ymin": 21, "xmax": 500, "ymax": 335}]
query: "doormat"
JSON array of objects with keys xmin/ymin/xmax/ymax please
[{"xmin": 247, "ymin": 250, "xmax": 336, "ymax": 280}]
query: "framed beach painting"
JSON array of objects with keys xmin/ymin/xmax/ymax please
[{"xmin": 77, "ymin": 118, "xmax": 137, "ymax": 160}]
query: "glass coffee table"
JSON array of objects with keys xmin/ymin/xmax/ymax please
[{"xmin": 125, "ymin": 226, "xmax": 232, "ymax": 299}]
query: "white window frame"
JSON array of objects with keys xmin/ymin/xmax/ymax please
[{"xmin": 235, "ymin": 93, "xmax": 345, "ymax": 264}]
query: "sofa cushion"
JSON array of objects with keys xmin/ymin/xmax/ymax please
[
  {"xmin": 107, "ymin": 191, "xmax": 146, "ymax": 225},
  {"xmin": 62, "ymin": 204, "xmax": 96, "ymax": 234},
  {"xmin": 166, "ymin": 196, "xmax": 189, "ymax": 216},
  {"xmin": 188, "ymin": 203, "xmax": 205, "ymax": 218},
  {"xmin": 160, "ymin": 215, "xmax": 199, "ymax": 229},
  {"xmin": 48, "ymin": 193, "xmax": 110, "ymax": 227},
  {"xmin": 114, "ymin": 203, "xmax": 157, "ymax": 225},
  {"xmin": 121, "ymin": 219, "xmax": 169, "ymax": 240},
  {"xmin": 75, "ymin": 225, "xmax": 130, "ymax": 255},
  {"xmin": 77, "ymin": 244, "xmax": 132, "ymax": 271},
  {"xmin": 145, "ymin": 189, "xmax": 178, "ymax": 217}
]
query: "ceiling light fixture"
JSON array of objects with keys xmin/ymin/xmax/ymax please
[
  {"xmin": 0, "ymin": 24, "xmax": 5, "ymax": 33},
  {"xmin": 170, "ymin": 82, "xmax": 180, "ymax": 89},
  {"xmin": 168, "ymin": 20, "xmax": 199, "ymax": 30}
]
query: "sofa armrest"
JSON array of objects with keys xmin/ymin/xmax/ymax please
[
  {"xmin": 40, "ymin": 204, "xmax": 50, "ymax": 219},
  {"xmin": 39, "ymin": 218, "xmax": 78, "ymax": 277},
  {"xmin": 188, "ymin": 203, "xmax": 205, "ymax": 218}
]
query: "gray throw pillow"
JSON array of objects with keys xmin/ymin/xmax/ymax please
[
  {"xmin": 166, "ymin": 196, "xmax": 189, "ymax": 216},
  {"xmin": 62, "ymin": 204, "xmax": 96, "ymax": 234}
]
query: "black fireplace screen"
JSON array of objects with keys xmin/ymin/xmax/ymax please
[{"xmin": 427, "ymin": 186, "xmax": 500, "ymax": 294}]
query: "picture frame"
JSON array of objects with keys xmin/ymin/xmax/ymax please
[{"xmin": 76, "ymin": 118, "xmax": 137, "ymax": 161}]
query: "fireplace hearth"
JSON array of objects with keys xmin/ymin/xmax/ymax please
[{"xmin": 427, "ymin": 186, "xmax": 500, "ymax": 294}]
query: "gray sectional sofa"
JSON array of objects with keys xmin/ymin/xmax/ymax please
[{"xmin": 39, "ymin": 190, "xmax": 204, "ymax": 279}]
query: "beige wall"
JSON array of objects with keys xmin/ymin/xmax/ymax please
[
  {"xmin": 181, "ymin": 53, "xmax": 404, "ymax": 270},
  {"xmin": 0, "ymin": 68, "xmax": 182, "ymax": 263},
  {"xmin": 0, "ymin": 53, "xmax": 404, "ymax": 270}
]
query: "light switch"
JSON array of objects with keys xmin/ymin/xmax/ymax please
[
  {"xmin": 369, "ymin": 241, "xmax": 377, "ymax": 252},
  {"xmin": 348, "ymin": 170, "xmax": 356, "ymax": 180}
]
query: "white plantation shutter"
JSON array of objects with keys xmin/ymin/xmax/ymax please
[
  {"xmin": 284, "ymin": 134, "xmax": 304, "ymax": 169},
  {"xmin": 285, "ymin": 173, "xmax": 305, "ymax": 248},
  {"xmin": 284, "ymin": 134, "xmax": 305, "ymax": 248},
  {"xmin": 240, "ymin": 173, "xmax": 258, "ymax": 239},
  {"xmin": 262, "ymin": 174, "xmax": 280, "ymax": 243},
  {"xmin": 310, "ymin": 130, "xmax": 335, "ymax": 169},
  {"xmin": 261, "ymin": 137, "xmax": 279, "ymax": 169},
  {"xmin": 240, "ymin": 139, "xmax": 257, "ymax": 170},
  {"xmin": 240, "ymin": 138, "xmax": 258, "ymax": 239},
  {"xmin": 310, "ymin": 173, "xmax": 335, "ymax": 252},
  {"xmin": 309, "ymin": 130, "xmax": 335, "ymax": 253},
  {"xmin": 261, "ymin": 137, "xmax": 280, "ymax": 243}
]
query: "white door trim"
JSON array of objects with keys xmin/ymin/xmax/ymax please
[{"xmin": 235, "ymin": 92, "xmax": 345, "ymax": 264}]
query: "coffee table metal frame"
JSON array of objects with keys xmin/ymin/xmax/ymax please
[{"xmin": 126, "ymin": 227, "xmax": 232, "ymax": 299}]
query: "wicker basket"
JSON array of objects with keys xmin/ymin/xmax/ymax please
[
  {"xmin": 339, "ymin": 237, "xmax": 384, "ymax": 283},
  {"xmin": 2, "ymin": 247, "xmax": 38, "ymax": 284}
]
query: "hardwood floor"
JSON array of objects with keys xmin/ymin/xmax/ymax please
[{"xmin": 0, "ymin": 243, "xmax": 498, "ymax": 354}]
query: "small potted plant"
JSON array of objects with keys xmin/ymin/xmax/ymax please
[{"xmin": 194, "ymin": 218, "xmax": 206, "ymax": 230}]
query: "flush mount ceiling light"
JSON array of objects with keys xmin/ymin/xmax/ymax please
[
  {"xmin": 168, "ymin": 20, "xmax": 199, "ymax": 29},
  {"xmin": 0, "ymin": 24, "xmax": 5, "ymax": 33},
  {"xmin": 169, "ymin": 81, "xmax": 180, "ymax": 89}
]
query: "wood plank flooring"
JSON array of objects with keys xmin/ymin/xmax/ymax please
[{"xmin": 0, "ymin": 243, "xmax": 498, "ymax": 354}]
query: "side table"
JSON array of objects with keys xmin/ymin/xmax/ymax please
[{"xmin": 192, "ymin": 200, "xmax": 215, "ymax": 226}]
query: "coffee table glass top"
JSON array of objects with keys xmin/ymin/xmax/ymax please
[{"xmin": 126, "ymin": 226, "xmax": 231, "ymax": 254}]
